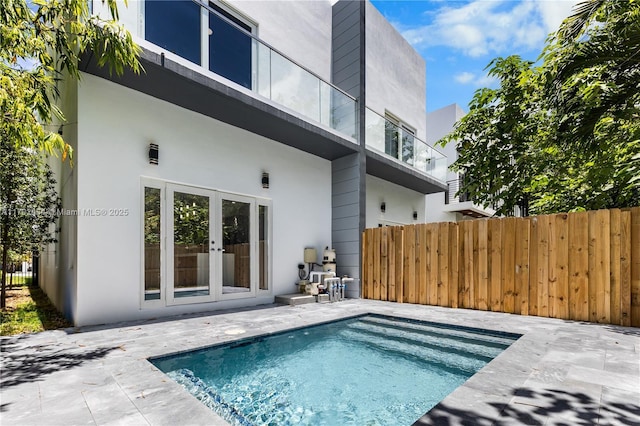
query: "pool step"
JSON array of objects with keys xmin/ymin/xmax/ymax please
[
  {"xmin": 345, "ymin": 322, "xmax": 500, "ymax": 363},
  {"xmin": 168, "ymin": 369, "xmax": 255, "ymax": 426},
  {"xmin": 339, "ymin": 328, "xmax": 486, "ymax": 375},
  {"xmin": 359, "ymin": 316, "xmax": 517, "ymax": 348}
]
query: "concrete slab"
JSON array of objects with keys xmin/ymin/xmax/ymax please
[
  {"xmin": 1, "ymin": 300, "xmax": 639, "ymax": 425},
  {"xmin": 274, "ymin": 293, "xmax": 315, "ymax": 306}
]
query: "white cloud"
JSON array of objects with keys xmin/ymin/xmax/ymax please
[
  {"xmin": 401, "ymin": 0, "xmax": 580, "ymax": 58},
  {"xmin": 453, "ymin": 71, "xmax": 498, "ymax": 87},
  {"xmin": 536, "ymin": 0, "xmax": 580, "ymax": 32},
  {"xmin": 454, "ymin": 72, "xmax": 475, "ymax": 84}
]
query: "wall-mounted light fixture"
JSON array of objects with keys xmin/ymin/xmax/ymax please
[
  {"xmin": 149, "ymin": 143, "xmax": 159, "ymax": 165},
  {"xmin": 413, "ymin": 211, "xmax": 418, "ymax": 220},
  {"xmin": 380, "ymin": 202, "xmax": 386, "ymax": 213},
  {"xmin": 261, "ymin": 172, "xmax": 269, "ymax": 189}
]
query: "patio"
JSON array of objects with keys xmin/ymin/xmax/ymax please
[{"xmin": 1, "ymin": 300, "xmax": 639, "ymax": 425}]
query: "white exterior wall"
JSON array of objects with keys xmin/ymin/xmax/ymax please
[
  {"xmin": 94, "ymin": 1, "xmax": 333, "ymax": 81},
  {"xmin": 40, "ymin": 73, "xmax": 79, "ymax": 321},
  {"xmin": 365, "ymin": 2, "xmax": 427, "ymax": 140},
  {"xmin": 425, "ymin": 193, "xmax": 459, "ymax": 223},
  {"xmin": 426, "ymin": 103, "xmax": 466, "ymax": 183},
  {"xmin": 425, "ymin": 104, "xmax": 464, "ymax": 223},
  {"xmin": 71, "ymin": 74, "xmax": 331, "ymax": 326},
  {"xmin": 365, "ymin": 175, "xmax": 425, "ymax": 228}
]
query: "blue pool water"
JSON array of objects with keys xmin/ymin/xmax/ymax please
[{"xmin": 151, "ymin": 315, "xmax": 519, "ymax": 426}]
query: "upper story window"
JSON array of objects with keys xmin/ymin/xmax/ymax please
[
  {"xmin": 145, "ymin": 0, "xmax": 202, "ymax": 65},
  {"xmin": 208, "ymin": 2, "xmax": 254, "ymax": 89},
  {"xmin": 145, "ymin": 1, "xmax": 255, "ymax": 89},
  {"xmin": 384, "ymin": 113, "xmax": 415, "ymax": 165}
]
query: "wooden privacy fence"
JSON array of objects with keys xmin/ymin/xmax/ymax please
[{"xmin": 362, "ymin": 207, "xmax": 640, "ymax": 327}]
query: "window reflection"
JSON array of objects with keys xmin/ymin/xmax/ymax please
[
  {"xmin": 209, "ymin": 2, "xmax": 252, "ymax": 88},
  {"xmin": 222, "ymin": 200, "xmax": 251, "ymax": 294},
  {"xmin": 144, "ymin": 187, "xmax": 161, "ymax": 300},
  {"xmin": 145, "ymin": 0, "xmax": 201, "ymax": 65},
  {"xmin": 173, "ymin": 192, "xmax": 210, "ymax": 298},
  {"xmin": 259, "ymin": 205, "xmax": 268, "ymax": 290}
]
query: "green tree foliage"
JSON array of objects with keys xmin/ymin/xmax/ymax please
[
  {"xmin": 442, "ymin": 0, "xmax": 639, "ymax": 215},
  {"xmin": 1, "ymin": 0, "xmax": 141, "ymax": 157},
  {"xmin": 1, "ymin": 139, "xmax": 59, "ymax": 308},
  {"xmin": 546, "ymin": 0, "xmax": 640, "ymax": 150},
  {"xmin": 1, "ymin": 0, "xmax": 141, "ymax": 308}
]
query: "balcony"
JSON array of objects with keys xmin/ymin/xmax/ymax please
[
  {"xmin": 85, "ymin": 0, "xmax": 358, "ymax": 160},
  {"xmin": 444, "ymin": 178, "xmax": 495, "ymax": 218},
  {"xmin": 364, "ymin": 108, "xmax": 447, "ymax": 194}
]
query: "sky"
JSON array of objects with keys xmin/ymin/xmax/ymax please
[{"xmin": 369, "ymin": 0, "xmax": 580, "ymax": 112}]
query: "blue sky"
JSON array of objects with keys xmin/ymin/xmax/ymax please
[{"xmin": 370, "ymin": 0, "xmax": 580, "ymax": 112}]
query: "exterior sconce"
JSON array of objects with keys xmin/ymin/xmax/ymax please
[
  {"xmin": 148, "ymin": 143, "xmax": 159, "ymax": 165},
  {"xmin": 413, "ymin": 211, "xmax": 418, "ymax": 220},
  {"xmin": 380, "ymin": 202, "xmax": 386, "ymax": 213},
  {"xmin": 262, "ymin": 172, "xmax": 269, "ymax": 188}
]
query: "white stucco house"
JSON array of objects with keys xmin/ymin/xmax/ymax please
[
  {"xmin": 40, "ymin": 0, "xmax": 449, "ymax": 326},
  {"xmin": 424, "ymin": 104, "xmax": 496, "ymax": 223}
]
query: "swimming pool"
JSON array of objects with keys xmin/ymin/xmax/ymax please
[{"xmin": 151, "ymin": 314, "xmax": 519, "ymax": 425}]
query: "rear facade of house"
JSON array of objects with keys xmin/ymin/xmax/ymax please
[{"xmin": 40, "ymin": 0, "xmax": 447, "ymax": 326}]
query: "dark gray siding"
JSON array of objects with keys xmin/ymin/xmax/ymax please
[
  {"xmin": 332, "ymin": 1, "xmax": 361, "ymax": 98},
  {"xmin": 331, "ymin": 1, "xmax": 365, "ymax": 297},
  {"xmin": 331, "ymin": 154, "xmax": 361, "ymax": 297}
]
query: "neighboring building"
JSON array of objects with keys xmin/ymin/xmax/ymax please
[
  {"xmin": 425, "ymin": 104, "xmax": 495, "ymax": 222},
  {"xmin": 40, "ymin": 0, "xmax": 447, "ymax": 326}
]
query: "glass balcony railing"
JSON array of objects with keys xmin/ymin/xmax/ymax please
[
  {"xmin": 365, "ymin": 108, "xmax": 447, "ymax": 182},
  {"xmin": 136, "ymin": 0, "xmax": 357, "ymax": 140}
]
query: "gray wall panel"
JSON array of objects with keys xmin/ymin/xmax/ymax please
[
  {"xmin": 332, "ymin": 191, "xmax": 359, "ymax": 207},
  {"xmin": 332, "ymin": 177, "xmax": 359, "ymax": 193},
  {"xmin": 332, "ymin": 2, "xmax": 364, "ymax": 297},
  {"xmin": 333, "ymin": 203, "xmax": 360, "ymax": 219}
]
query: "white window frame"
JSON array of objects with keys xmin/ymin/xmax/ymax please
[
  {"xmin": 256, "ymin": 199, "xmax": 273, "ymax": 295},
  {"xmin": 140, "ymin": 178, "xmax": 272, "ymax": 308},
  {"xmin": 140, "ymin": 178, "xmax": 166, "ymax": 308},
  {"xmin": 166, "ymin": 183, "xmax": 217, "ymax": 306},
  {"xmin": 217, "ymin": 192, "xmax": 257, "ymax": 301}
]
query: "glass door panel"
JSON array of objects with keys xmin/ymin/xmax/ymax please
[
  {"xmin": 259, "ymin": 205, "xmax": 269, "ymax": 291},
  {"xmin": 172, "ymin": 190, "xmax": 212, "ymax": 299},
  {"xmin": 144, "ymin": 187, "xmax": 162, "ymax": 301},
  {"xmin": 221, "ymin": 197, "xmax": 252, "ymax": 295}
]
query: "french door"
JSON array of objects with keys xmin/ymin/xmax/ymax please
[{"xmin": 162, "ymin": 184, "xmax": 260, "ymax": 305}]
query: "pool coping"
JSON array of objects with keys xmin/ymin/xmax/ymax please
[{"xmin": 1, "ymin": 300, "xmax": 639, "ymax": 425}]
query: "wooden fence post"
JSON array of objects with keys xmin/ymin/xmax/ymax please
[
  {"xmin": 515, "ymin": 218, "xmax": 530, "ymax": 315},
  {"xmin": 477, "ymin": 219, "xmax": 489, "ymax": 311},
  {"xmin": 568, "ymin": 212, "xmax": 589, "ymax": 321},
  {"xmin": 489, "ymin": 218, "xmax": 503, "ymax": 312}
]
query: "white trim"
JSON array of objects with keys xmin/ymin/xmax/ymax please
[
  {"xmin": 210, "ymin": 1, "xmax": 258, "ymax": 34},
  {"xmin": 167, "ymin": 183, "xmax": 217, "ymax": 306},
  {"xmin": 257, "ymin": 200, "xmax": 273, "ymax": 295},
  {"xmin": 385, "ymin": 110, "xmax": 416, "ymax": 163},
  {"xmin": 201, "ymin": 6, "xmax": 209, "ymax": 69},
  {"xmin": 217, "ymin": 192, "xmax": 257, "ymax": 301},
  {"xmin": 140, "ymin": 178, "xmax": 165, "ymax": 308}
]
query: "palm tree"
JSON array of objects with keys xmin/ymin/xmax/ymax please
[{"xmin": 544, "ymin": 0, "xmax": 640, "ymax": 149}]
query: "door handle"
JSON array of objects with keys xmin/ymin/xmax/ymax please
[{"xmin": 218, "ymin": 248, "xmax": 226, "ymax": 252}]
